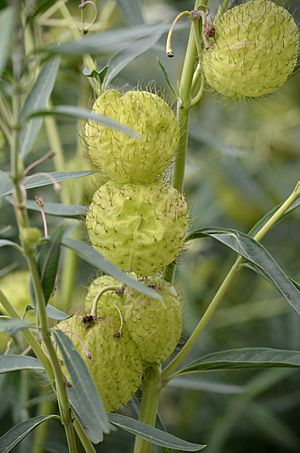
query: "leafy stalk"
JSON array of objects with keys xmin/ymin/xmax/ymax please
[
  {"xmin": 9, "ymin": 5, "xmax": 77, "ymax": 452},
  {"xmin": 162, "ymin": 182, "xmax": 300, "ymax": 381}
]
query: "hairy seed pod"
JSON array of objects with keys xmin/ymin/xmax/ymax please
[
  {"xmin": 57, "ymin": 312, "xmax": 143, "ymax": 412},
  {"xmin": 123, "ymin": 277, "xmax": 182, "ymax": 364},
  {"xmin": 202, "ymin": 0, "xmax": 299, "ymax": 98},
  {"xmin": 86, "ymin": 181, "xmax": 189, "ymax": 276},
  {"xmin": 84, "ymin": 90, "xmax": 179, "ymax": 183}
]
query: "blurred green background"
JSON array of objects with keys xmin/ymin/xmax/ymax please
[{"xmin": 0, "ymin": 0, "xmax": 300, "ymax": 452}]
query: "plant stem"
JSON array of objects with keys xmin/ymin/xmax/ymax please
[
  {"xmin": 162, "ymin": 182, "xmax": 300, "ymax": 381},
  {"xmin": 10, "ymin": 8, "xmax": 77, "ymax": 452},
  {"xmin": 133, "ymin": 366, "xmax": 161, "ymax": 453},
  {"xmin": 74, "ymin": 420, "xmax": 97, "ymax": 453}
]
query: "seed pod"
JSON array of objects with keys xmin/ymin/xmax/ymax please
[
  {"xmin": 84, "ymin": 90, "xmax": 179, "ymax": 183},
  {"xmin": 57, "ymin": 311, "xmax": 143, "ymax": 412},
  {"xmin": 86, "ymin": 181, "xmax": 189, "ymax": 276},
  {"xmin": 202, "ymin": 0, "xmax": 299, "ymax": 98},
  {"xmin": 123, "ymin": 277, "xmax": 182, "ymax": 364}
]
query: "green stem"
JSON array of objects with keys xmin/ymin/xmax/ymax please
[
  {"xmin": 162, "ymin": 182, "xmax": 300, "ymax": 381},
  {"xmin": 74, "ymin": 420, "xmax": 97, "ymax": 453},
  {"xmin": 133, "ymin": 366, "xmax": 161, "ymax": 453}
]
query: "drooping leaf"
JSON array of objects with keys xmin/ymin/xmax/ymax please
[
  {"xmin": 20, "ymin": 57, "xmax": 60, "ymax": 158},
  {"xmin": 156, "ymin": 57, "xmax": 178, "ymax": 98},
  {"xmin": 116, "ymin": 0, "xmax": 144, "ymax": 26},
  {"xmin": 46, "ymin": 304, "xmax": 70, "ymax": 321},
  {"xmin": 53, "ymin": 329, "xmax": 110, "ymax": 444},
  {"xmin": 177, "ymin": 348, "xmax": 300, "ymax": 375},
  {"xmin": 187, "ymin": 227, "xmax": 300, "ymax": 316},
  {"xmin": 28, "ymin": 106, "xmax": 138, "ymax": 137},
  {"xmin": 0, "ymin": 415, "xmax": 59, "ymax": 453},
  {"xmin": 168, "ymin": 377, "xmax": 244, "ymax": 394},
  {"xmin": 62, "ymin": 238, "xmax": 160, "ymax": 300},
  {"xmin": 0, "ymin": 170, "xmax": 95, "ymax": 198},
  {"xmin": 46, "ymin": 23, "xmax": 168, "ymax": 55},
  {"xmin": 105, "ymin": 28, "xmax": 165, "ymax": 85},
  {"xmin": 0, "ymin": 318, "xmax": 36, "ymax": 335},
  {"xmin": 0, "ymin": 7, "xmax": 15, "ymax": 77},
  {"xmin": 26, "ymin": 303, "xmax": 70, "ymax": 321},
  {"xmin": 0, "ymin": 355, "xmax": 43, "ymax": 374},
  {"xmin": 35, "ymin": 224, "xmax": 64, "ymax": 304},
  {"xmin": 0, "ymin": 239, "xmax": 23, "ymax": 253},
  {"xmin": 5, "ymin": 197, "xmax": 87, "ymax": 218},
  {"xmin": 108, "ymin": 413, "xmax": 206, "ymax": 451}
]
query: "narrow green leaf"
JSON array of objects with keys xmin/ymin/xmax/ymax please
[
  {"xmin": 26, "ymin": 304, "xmax": 70, "ymax": 321},
  {"xmin": 83, "ymin": 65, "xmax": 109, "ymax": 84},
  {"xmin": 36, "ymin": 225, "xmax": 64, "ymax": 303},
  {"xmin": 116, "ymin": 0, "xmax": 144, "ymax": 25},
  {"xmin": 53, "ymin": 329, "xmax": 110, "ymax": 444},
  {"xmin": 0, "ymin": 355, "xmax": 43, "ymax": 374},
  {"xmin": 20, "ymin": 57, "xmax": 60, "ymax": 157},
  {"xmin": 0, "ymin": 7, "xmax": 15, "ymax": 77},
  {"xmin": 46, "ymin": 304, "xmax": 70, "ymax": 321},
  {"xmin": 0, "ymin": 170, "xmax": 94, "ymax": 198},
  {"xmin": 177, "ymin": 348, "xmax": 300, "ymax": 375},
  {"xmin": 62, "ymin": 238, "xmax": 160, "ymax": 300},
  {"xmin": 105, "ymin": 28, "xmax": 165, "ymax": 85},
  {"xmin": 168, "ymin": 377, "xmax": 244, "ymax": 394},
  {"xmin": 5, "ymin": 197, "xmax": 87, "ymax": 218},
  {"xmin": 156, "ymin": 57, "xmax": 178, "ymax": 98},
  {"xmin": 0, "ymin": 318, "xmax": 36, "ymax": 335},
  {"xmin": 0, "ymin": 415, "xmax": 59, "ymax": 453},
  {"xmin": 108, "ymin": 413, "xmax": 206, "ymax": 451},
  {"xmin": 46, "ymin": 24, "xmax": 168, "ymax": 55},
  {"xmin": 29, "ymin": 106, "xmax": 138, "ymax": 137},
  {"xmin": 187, "ymin": 227, "xmax": 300, "ymax": 316},
  {"xmin": 0, "ymin": 239, "xmax": 23, "ymax": 253}
]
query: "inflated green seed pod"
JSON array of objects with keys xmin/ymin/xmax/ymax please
[
  {"xmin": 86, "ymin": 181, "xmax": 189, "ymax": 276},
  {"xmin": 84, "ymin": 90, "xmax": 179, "ymax": 183},
  {"xmin": 202, "ymin": 0, "xmax": 299, "ymax": 98},
  {"xmin": 0, "ymin": 271, "xmax": 33, "ymax": 318},
  {"xmin": 57, "ymin": 311, "xmax": 143, "ymax": 412},
  {"xmin": 123, "ymin": 277, "xmax": 182, "ymax": 364}
]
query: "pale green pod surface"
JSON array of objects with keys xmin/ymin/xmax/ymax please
[
  {"xmin": 86, "ymin": 181, "xmax": 189, "ymax": 276},
  {"xmin": 57, "ymin": 312, "xmax": 143, "ymax": 412},
  {"xmin": 123, "ymin": 277, "xmax": 182, "ymax": 364},
  {"xmin": 202, "ymin": 0, "xmax": 299, "ymax": 98},
  {"xmin": 84, "ymin": 90, "xmax": 179, "ymax": 183}
]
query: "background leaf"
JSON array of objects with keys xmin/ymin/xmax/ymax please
[
  {"xmin": 35, "ymin": 224, "xmax": 64, "ymax": 304},
  {"xmin": 19, "ymin": 57, "xmax": 60, "ymax": 158},
  {"xmin": 187, "ymin": 227, "xmax": 300, "ymax": 316},
  {"xmin": 62, "ymin": 238, "xmax": 160, "ymax": 299},
  {"xmin": 5, "ymin": 198, "xmax": 87, "ymax": 218},
  {"xmin": 0, "ymin": 318, "xmax": 36, "ymax": 335},
  {"xmin": 105, "ymin": 27, "xmax": 165, "ymax": 85},
  {"xmin": 53, "ymin": 329, "xmax": 110, "ymax": 444},
  {"xmin": 29, "ymin": 105, "xmax": 138, "ymax": 137},
  {"xmin": 0, "ymin": 7, "xmax": 15, "ymax": 77},
  {"xmin": 108, "ymin": 413, "xmax": 206, "ymax": 451},
  {"xmin": 177, "ymin": 348, "xmax": 300, "ymax": 375},
  {"xmin": 116, "ymin": 0, "xmax": 144, "ymax": 26},
  {"xmin": 0, "ymin": 415, "xmax": 59, "ymax": 453},
  {"xmin": 0, "ymin": 170, "xmax": 94, "ymax": 198},
  {"xmin": 0, "ymin": 355, "xmax": 43, "ymax": 374},
  {"xmin": 0, "ymin": 239, "xmax": 22, "ymax": 253},
  {"xmin": 46, "ymin": 23, "xmax": 169, "ymax": 55}
]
